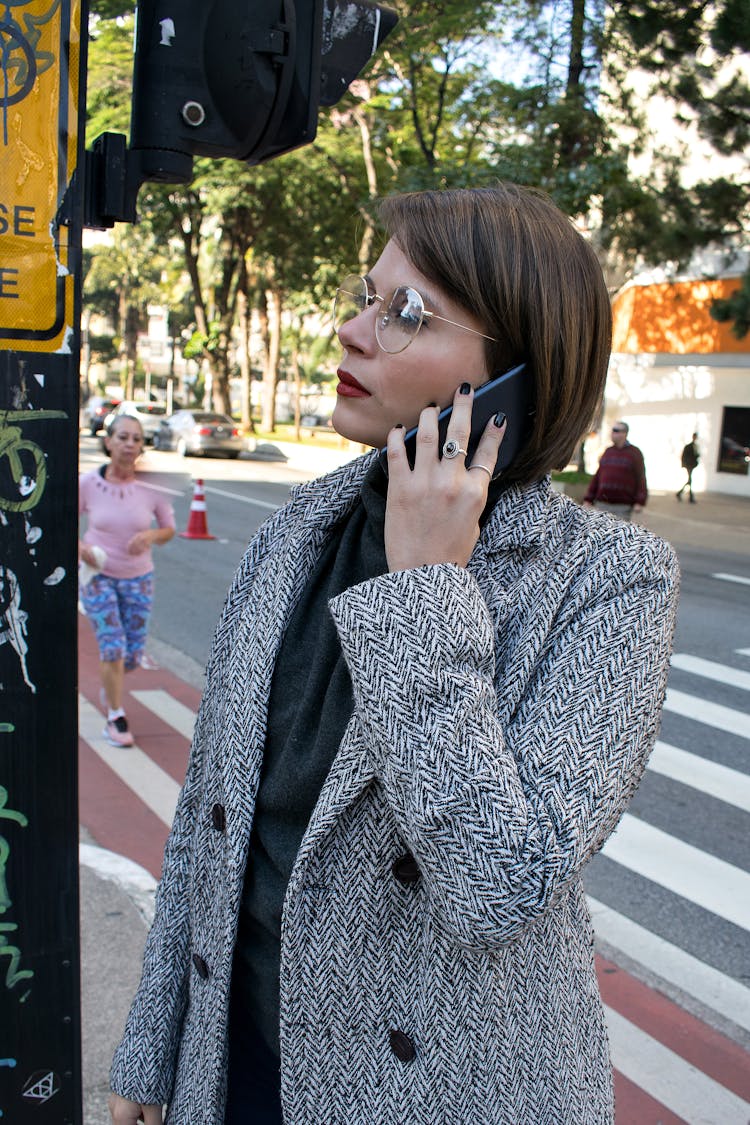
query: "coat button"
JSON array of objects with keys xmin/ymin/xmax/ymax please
[
  {"xmin": 389, "ymin": 1029, "xmax": 416, "ymax": 1063},
  {"xmin": 192, "ymin": 954, "xmax": 210, "ymax": 979},
  {"xmin": 210, "ymin": 803, "xmax": 226, "ymax": 832},
  {"xmin": 392, "ymin": 852, "xmax": 420, "ymax": 884}
]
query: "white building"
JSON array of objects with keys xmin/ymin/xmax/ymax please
[{"xmin": 593, "ymin": 271, "xmax": 750, "ymax": 498}]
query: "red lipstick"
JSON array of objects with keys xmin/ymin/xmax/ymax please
[{"xmin": 336, "ymin": 369, "xmax": 371, "ymax": 397}]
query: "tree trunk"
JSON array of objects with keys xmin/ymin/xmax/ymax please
[
  {"xmin": 236, "ymin": 282, "xmax": 254, "ymax": 433},
  {"xmin": 81, "ymin": 307, "xmax": 92, "ymax": 396},
  {"xmin": 123, "ymin": 301, "xmax": 139, "ymax": 399},
  {"xmin": 261, "ymin": 286, "xmax": 282, "ymax": 432},
  {"xmin": 210, "ymin": 358, "xmax": 231, "ymax": 414},
  {"xmin": 210, "ymin": 324, "xmax": 232, "ymax": 415},
  {"xmin": 566, "ymin": 0, "xmax": 586, "ymax": 93},
  {"xmin": 291, "ymin": 343, "xmax": 302, "ymax": 441},
  {"xmin": 558, "ymin": 0, "xmax": 592, "ymax": 163},
  {"xmin": 353, "ymin": 103, "xmax": 379, "ymax": 270}
]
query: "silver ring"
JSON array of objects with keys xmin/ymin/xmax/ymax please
[
  {"xmin": 468, "ymin": 464, "xmax": 493, "ymax": 479},
  {"xmin": 443, "ymin": 439, "xmax": 467, "ymax": 459}
]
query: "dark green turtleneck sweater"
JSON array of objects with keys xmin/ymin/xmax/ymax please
[{"xmin": 230, "ymin": 461, "xmax": 389, "ymax": 1057}]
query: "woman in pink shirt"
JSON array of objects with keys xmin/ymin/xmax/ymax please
[{"xmin": 79, "ymin": 414, "xmax": 175, "ymax": 746}]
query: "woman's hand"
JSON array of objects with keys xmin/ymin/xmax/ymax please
[
  {"xmin": 108, "ymin": 1092, "xmax": 163, "ymax": 1124},
  {"xmin": 127, "ymin": 527, "xmax": 175, "ymax": 555},
  {"xmin": 384, "ymin": 383, "xmax": 507, "ymax": 572},
  {"xmin": 79, "ymin": 542, "xmax": 99, "ymax": 566},
  {"xmin": 127, "ymin": 530, "xmax": 154, "ymax": 556}
]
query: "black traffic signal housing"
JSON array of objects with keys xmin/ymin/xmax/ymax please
[{"xmin": 85, "ymin": 0, "xmax": 397, "ymax": 227}]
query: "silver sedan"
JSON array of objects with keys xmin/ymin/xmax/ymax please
[{"xmin": 152, "ymin": 410, "xmax": 245, "ymax": 458}]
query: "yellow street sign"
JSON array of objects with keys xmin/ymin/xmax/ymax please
[{"xmin": 0, "ymin": 0, "xmax": 81, "ymax": 352}]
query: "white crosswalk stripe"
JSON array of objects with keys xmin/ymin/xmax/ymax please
[
  {"xmin": 649, "ymin": 740, "xmax": 750, "ymax": 813},
  {"xmin": 588, "ymin": 897, "xmax": 750, "ymax": 1034},
  {"xmin": 79, "ymin": 696, "xmax": 180, "ymax": 827},
  {"xmin": 130, "ymin": 688, "xmax": 196, "ymax": 741},
  {"xmin": 712, "ymin": 572, "xmax": 750, "ymax": 588},
  {"xmin": 670, "ymin": 653, "xmax": 750, "ymax": 692},
  {"xmin": 605, "ymin": 1006, "xmax": 750, "ymax": 1123},
  {"xmin": 603, "ymin": 815, "xmax": 750, "ymax": 931},
  {"xmin": 591, "ymin": 646, "xmax": 750, "ymax": 1046},
  {"xmin": 663, "ymin": 687, "xmax": 749, "ymax": 738}
]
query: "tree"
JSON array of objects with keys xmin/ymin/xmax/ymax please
[
  {"xmin": 604, "ymin": 0, "xmax": 750, "ymax": 333},
  {"xmin": 86, "ymin": 0, "xmax": 749, "ymax": 362},
  {"xmin": 712, "ymin": 271, "xmax": 750, "ymax": 340},
  {"xmin": 83, "ymin": 225, "xmax": 164, "ymax": 396}
]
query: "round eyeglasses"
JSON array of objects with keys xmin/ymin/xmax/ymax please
[{"xmin": 333, "ymin": 274, "xmax": 496, "ymax": 355}]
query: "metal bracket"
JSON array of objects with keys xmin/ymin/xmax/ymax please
[{"xmin": 83, "ymin": 133, "xmax": 193, "ymax": 229}]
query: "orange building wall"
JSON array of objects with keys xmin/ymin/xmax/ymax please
[{"xmin": 611, "ymin": 278, "xmax": 747, "ymax": 355}]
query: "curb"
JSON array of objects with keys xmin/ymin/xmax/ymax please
[{"xmin": 79, "ymin": 842, "xmax": 156, "ymax": 926}]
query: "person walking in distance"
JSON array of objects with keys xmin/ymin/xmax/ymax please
[
  {"xmin": 79, "ymin": 415, "xmax": 175, "ymax": 747},
  {"xmin": 582, "ymin": 420, "xmax": 647, "ymax": 520},
  {"xmin": 677, "ymin": 432, "xmax": 699, "ymax": 503}
]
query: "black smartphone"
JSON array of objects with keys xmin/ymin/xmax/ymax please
[{"xmin": 379, "ymin": 361, "xmax": 532, "ymax": 477}]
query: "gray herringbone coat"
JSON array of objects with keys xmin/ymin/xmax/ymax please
[{"xmin": 111, "ymin": 453, "xmax": 679, "ymax": 1124}]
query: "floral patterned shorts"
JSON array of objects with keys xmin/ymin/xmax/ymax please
[{"xmin": 80, "ymin": 571, "xmax": 154, "ymax": 668}]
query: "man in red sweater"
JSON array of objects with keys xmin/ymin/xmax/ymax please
[{"xmin": 582, "ymin": 421, "xmax": 648, "ymax": 521}]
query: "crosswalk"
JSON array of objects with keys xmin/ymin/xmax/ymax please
[{"xmin": 78, "ymin": 628, "xmax": 750, "ymax": 1124}]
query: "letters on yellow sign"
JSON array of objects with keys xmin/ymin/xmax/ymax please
[{"xmin": 0, "ymin": 205, "xmax": 36, "ymax": 237}]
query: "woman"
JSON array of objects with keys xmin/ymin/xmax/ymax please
[
  {"xmin": 79, "ymin": 413, "xmax": 175, "ymax": 747},
  {"xmin": 109, "ymin": 185, "xmax": 679, "ymax": 1123}
]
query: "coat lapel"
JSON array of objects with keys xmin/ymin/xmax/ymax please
[{"xmin": 288, "ymin": 714, "xmax": 375, "ymax": 896}]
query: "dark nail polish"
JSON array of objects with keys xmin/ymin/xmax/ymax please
[
  {"xmin": 494, "ymin": 412, "xmax": 507, "ymax": 428},
  {"xmin": 460, "ymin": 382, "xmax": 471, "ymax": 395}
]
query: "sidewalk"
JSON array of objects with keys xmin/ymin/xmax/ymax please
[
  {"xmin": 635, "ymin": 488, "xmax": 750, "ymax": 557},
  {"xmin": 80, "ymin": 842, "xmax": 152, "ymax": 1124},
  {"xmin": 252, "ymin": 435, "xmax": 750, "ymax": 556},
  {"xmin": 78, "ymin": 447, "xmax": 749, "ymax": 1122}
]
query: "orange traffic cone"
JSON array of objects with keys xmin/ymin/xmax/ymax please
[{"xmin": 179, "ymin": 479, "xmax": 216, "ymax": 540}]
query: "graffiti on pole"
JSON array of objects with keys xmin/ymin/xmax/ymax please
[{"xmin": 0, "ymin": 0, "xmax": 83, "ymax": 1120}]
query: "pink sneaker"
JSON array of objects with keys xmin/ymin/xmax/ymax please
[{"xmin": 103, "ymin": 715, "xmax": 135, "ymax": 747}]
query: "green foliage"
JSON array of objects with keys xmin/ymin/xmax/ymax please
[
  {"xmin": 87, "ymin": 333, "xmax": 118, "ymax": 363},
  {"xmin": 603, "ymin": 0, "xmax": 749, "ymax": 333},
  {"xmin": 90, "ymin": 0, "xmax": 133, "ymax": 17},
  {"xmin": 711, "ymin": 273, "xmax": 750, "ymax": 340},
  {"xmin": 86, "ymin": 14, "xmax": 134, "ymax": 144},
  {"xmin": 182, "ymin": 326, "xmax": 220, "ymax": 361},
  {"xmin": 83, "ymin": 0, "xmax": 750, "ymax": 349}
]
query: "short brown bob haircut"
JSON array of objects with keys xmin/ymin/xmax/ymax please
[{"xmin": 378, "ymin": 184, "xmax": 612, "ymax": 487}]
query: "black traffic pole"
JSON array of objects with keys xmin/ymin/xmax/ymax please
[{"xmin": 0, "ymin": 0, "xmax": 89, "ymax": 1119}]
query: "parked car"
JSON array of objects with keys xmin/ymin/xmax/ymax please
[
  {"xmin": 152, "ymin": 410, "xmax": 244, "ymax": 458},
  {"xmin": 100, "ymin": 400, "xmax": 168, "ymax": 445},
  {"xmin": 81, "ymin": 395, "xmax": 120, "ymax": 435},
  {"xmin": 720, "ymin": 437, "xmax": 750, "ymax": 474}
]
